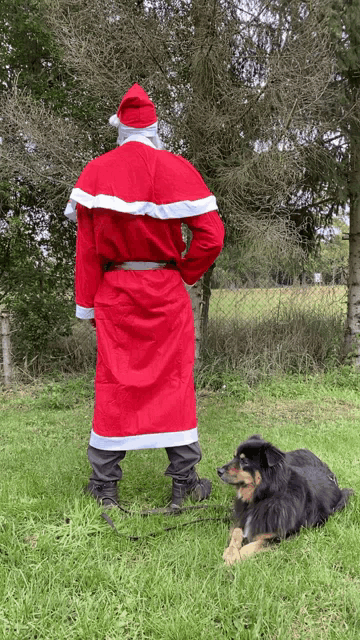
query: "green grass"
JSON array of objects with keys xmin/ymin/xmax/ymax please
[
  {"xmin": 210, "ymin": 285, "xmax": 347, "ymax": 321},
  {"xmin": 0, "ymin": 371, "xmax": 359, "ymax": 639}
]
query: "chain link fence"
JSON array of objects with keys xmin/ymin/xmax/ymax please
[
  {"xmin": 1, "ymin": 271, "xmax": 349, "ymax": 386},
  {"xmin": 210, "ymin": 283, "xmax": 347, "ymax": 324},
  {"xmin": 201, "ymin": 268, "xmax": 348, "ymax": 383}
]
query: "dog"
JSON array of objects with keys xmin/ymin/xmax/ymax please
[{"xmin": 217, "ymin": 434, "xmax": 354, "ymax": 564}]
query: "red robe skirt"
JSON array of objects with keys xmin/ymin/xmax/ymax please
[{"xmin": 91, "ymin": 268, "xmax": 197, "ymax": 450}]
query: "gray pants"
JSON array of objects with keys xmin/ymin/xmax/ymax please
[{"xmin": 87, "ymin": 442, "xmax": 202, "ymax": 483}]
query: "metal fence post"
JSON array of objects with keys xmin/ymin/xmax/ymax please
[
  {"xmin": 187, "ymin": 282, "xmax": 202, "ymax": 365},
  {"xmin": 1, "ymin": 310, "xmax": 13, "ymax": 386}
]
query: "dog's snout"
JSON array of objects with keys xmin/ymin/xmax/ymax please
[{"xmin": 217, "ymin": 467, "xmax": 225, "ymax": 477}]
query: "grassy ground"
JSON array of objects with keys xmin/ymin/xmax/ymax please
[{"xmin": 0, "ymin": 370, "xmax": 359, "ymax": 639}]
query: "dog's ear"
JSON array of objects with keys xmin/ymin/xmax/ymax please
[{"xmin": 262, "ymin": 443, "xmax": 285, "ymax": 467}]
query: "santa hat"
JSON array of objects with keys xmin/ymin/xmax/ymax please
[{"xmin": 109, "ymin": 83, "xmax": 158, "ymax": 140}]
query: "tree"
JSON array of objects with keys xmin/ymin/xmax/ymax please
[
  {"xmin": 242, "ymin": 0, "xmax": 360, "ymax": 363},
  {"xmin": 0, "ymin": 0, "xmax": 344, "ymax": 365},
  {"xmin": 305, "ymin": 216, "xmax": 349, "ymax": 285},
  {"xmin": 328, "ymin": 1, "xmax": 360, "ymax": 362},
  {"xmin": 0, "ymin": 0, "xmax": 80, "ymax": 365},
  {"xmin": 285, "ymin": 0, "xmax": 360, "ymax": 361}
]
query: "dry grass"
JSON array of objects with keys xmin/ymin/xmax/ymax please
[
  {"xmin": 8, "ymin": 286, "xmax": 346, "ymax": 385},
  {"xmin": 201, "ymin": 304, "xmax": 345, "ymax": 386}
]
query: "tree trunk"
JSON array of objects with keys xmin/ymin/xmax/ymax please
[
  {"xmin": 186, "ymin": 265, "xmax": 215, "ymax": 367},
  {"xmin": 345, "ymin": 119, "xmax": 360, "ymax": 363},
  {"xmin": 186, "ymin": 0, "xmax": 217, "ymax": 364},
  {"xmin": 201, "ymin": 264, "xmax": 214, "ymax": 343}
]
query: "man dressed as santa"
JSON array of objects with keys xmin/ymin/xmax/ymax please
[{"xmin": 65, "ymin": 83, "xmax": 225, "ymax": 508}]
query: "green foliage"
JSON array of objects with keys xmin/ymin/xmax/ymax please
[
  {"xmin": 0, "ymin": 0, "xmax": 53, "ymax": 95},
  {"xmin": 0, "ymin": 0, "xmax": 94, "ymax": 116},
  {"xmin": 214, "ymin": 235, "xmax": 304, "ymax": 287},
  {"xmin": 10, "ymin": 292, "xmax": 73, "ymax": 367},
  {"xmin": 0, "ymin": 0, "xmax": 80, "ymax": 368},
  {"xmin": 195, "ymin": 368, "xmax": 252, "ymax": 399},
  {"xmin": 322, "ymin": 364, "xmax": 360, "ymax": 392},
  {"xmin": 305, "ymin": 218, "xmax": 349, "ymax": 284},
  {"xmin": 0, "ymin": 181, "xmax": 75, "ymax": 366},
  {"xmin": 329, "ymin": 0, "xmax": 360, "ymax": 83},
  {"xmin": 35, "ymin": 374, "xmax": 95, "ymax": 409}
]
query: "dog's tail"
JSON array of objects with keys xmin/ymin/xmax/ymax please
[{"xmin": 333, "ymin": 488, "xmax": 355, "ymax": 513}]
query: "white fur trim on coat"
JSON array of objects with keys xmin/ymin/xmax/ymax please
[
  {"xmin": 89, "ymin": 427, "xmax": 199, "ymax": 450},
  {"xmin": 76, "ymin": 305, "xmax": 95, "ymax": 319},
  {"xmin": 68, "ymin": 188, "xmax": 217, "ymax": 220}
]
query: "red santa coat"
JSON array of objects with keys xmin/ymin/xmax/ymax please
[{"xmin": 68, "ymin": 135, "xmax": 224, "ymax": 450}]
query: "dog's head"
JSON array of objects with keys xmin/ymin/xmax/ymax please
[{"xmin": 217, "ymin": 435, "xmax": 285, "ymax": 501}]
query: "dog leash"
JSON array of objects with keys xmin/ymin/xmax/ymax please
[{"xmin": 101, "ymin": 503, "xmax": 232, "ymax": 540}]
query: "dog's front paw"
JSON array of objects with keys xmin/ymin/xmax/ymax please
[
  {"xmin": 239, "ymin": 544, "xmax": 254, "ymax": 560},
  {"xmin": 223, "ymin": 545, "xmax": 241, "ymax": 565},
  {"xmin": 231, "ymin": 527, "xmax": 244, "ymax": 547}
]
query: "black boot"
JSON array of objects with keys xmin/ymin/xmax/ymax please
[
  {"xmin": 84, "ymin": 480, "xmax": 119, "ymax": 508},
  {"xmin": 170, "ymin": 475, "xmax": 212, "ymax": 509}
]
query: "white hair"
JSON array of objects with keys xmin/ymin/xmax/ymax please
[{"xmin": 109, "ymin": 115, "xmax": 163, "ymax": 149}]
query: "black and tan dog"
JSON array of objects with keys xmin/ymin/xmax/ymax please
[{"xmin": 217, "ymin": 435, "xmax": 354, "ymax": 564}]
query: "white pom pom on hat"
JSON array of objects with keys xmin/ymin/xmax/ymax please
[{"xmin": 109, "ymin": 114, "xmax": 121, "ymax": 127}]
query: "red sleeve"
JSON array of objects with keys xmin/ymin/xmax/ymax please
[
  {"xmin": 179, "ymin": 210, "xmax": 225, "ymax": 285},
  {"xmin": 75, "ymin": 204, "xmax": 103, "ymax": 313}
]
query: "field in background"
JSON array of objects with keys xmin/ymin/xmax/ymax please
[
  {"xmin": 210, "ymin": 285, "xmax": 347, "ymax": 321},
  {"xmin": 200, "ymin": 285, "xmax": 347, "ymax": 386},
  {"xmin": 0, "ymin": 372, "xmax": 359, "ymax": 639},
  {"xmin": 2, "ymin": 285, "xmax": 348, "ymax": 383}
]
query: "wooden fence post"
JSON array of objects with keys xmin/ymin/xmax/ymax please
[{"xmin": 1, "ymin": 310, "xmax": 13, "ymax": 386}]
